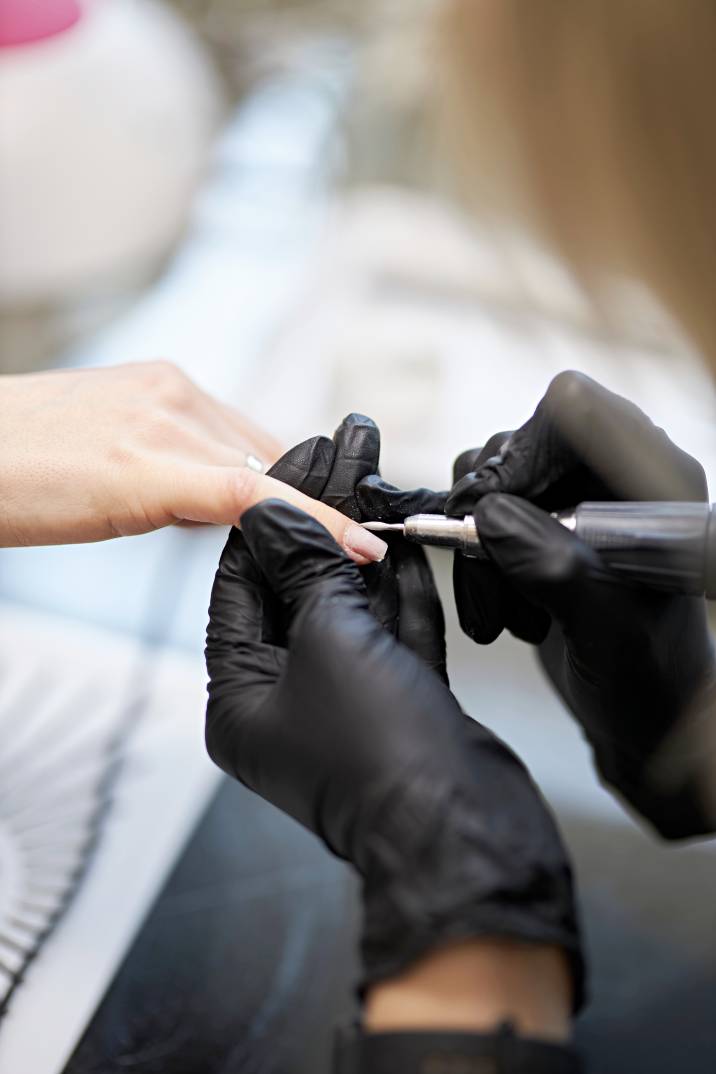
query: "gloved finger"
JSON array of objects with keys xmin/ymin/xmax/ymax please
[
  {"xmin": 451, "ymin": 432, "xmax": 548, "ymax": 647},
  {"xmin": 390, "ymin": 540, "xmax": 448, "ymax": 682},
  {"xmin": 207, "ymin": 525, "xmax": 289, "ymax": 649},
  {"xmin": 322, "ymin": 413, "xmax": 381, "ymax": 520},
  {"xmin": 453, "ymin": 554, "xmax": 505, "ymax": 645},
  {"xmin": 206, "ymin": 527, "xmax": 287, "ymax": 778},
  {"xmin": 452, "ymin": 431, "xmax": 512, "ymax": 486},
  {"xmin": 449, "ymin": 371, "xmax": 707, "ymax": 514},
  {"xmin": 267, "ymin": 434, "xmax": 335, "ymax": 498},
  {"xmin": 241, "ymin": 499, "xmax": 370, "ymax": 618},
  {"xmin": 475, "ymin": 493, "xmax": 614, "ymax": 628},
  {"xmin": 360, "ymin": 554, "xmax": 400, "ymax": 635},
  {"xmin": 452, "ymin": 554, "xmax": 551, "ymax": 646},
  {"xmin": 357, "ymin": 474, "xmax": 448, "ymax": 522}
]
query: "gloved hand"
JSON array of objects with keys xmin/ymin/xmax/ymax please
[
  {"xmin": 205, "ymin": 499, "xmax": 584, "ymax": 1005},
  {"xmin": 268, "ymin": 411, "xmax": 448, "ymax": 676},
  {"xmin": 439, "ymin": 372, "xmax": 716, "ymax": 839}
]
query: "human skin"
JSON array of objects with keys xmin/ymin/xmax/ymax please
[
  {"xmin": 262, "ymin": 418, "xmax": 576, "ymax": 1045},
  {"xmin": 365, "ymin": 939, "xmax": 572, "ymax": 1042},
  {"xmin": 4, "ymin": 368, "xmax": 568, "ymax": 1038},
  {"xmin": 0, "ymin": 362, "xmax": 387, "ymax": 564}
]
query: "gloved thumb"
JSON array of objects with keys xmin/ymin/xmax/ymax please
[
  {"xmin": 241, "ymin": 499, "xmax": 370, "ymax": 617},
  {"xmin": 475, "ymin": 493, "xmax": 609, "ymax": 627}
]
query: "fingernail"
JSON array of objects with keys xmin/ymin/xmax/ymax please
[
  {"xmin": 246, "ymin": 454, "xmax": 265, "ymax": 473},
  {"xmin": 343, "ymin": 522, "xmax": 388, "ymax": 563}
]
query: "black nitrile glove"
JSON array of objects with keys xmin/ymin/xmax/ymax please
[
  {"xmin": 205, "ymin": 500, "xmax": 584, "ymax": 1003},
  {"xmin": 334, "ymin": 1025, "xmax": 583, "ymax": 1074},
  {"xmin": 357, "ymin": 431, "xmax": 540, "ymax": 644},
  {"xmin": 442, "ymin": 371, "xmax": 716, "ymax": 839},
  {"xmin": 268, "ymin": 412, "xmax": 447, "ymax": 677},
  {"xmin": 267, "ymin": 412, "xmax": 377, "ymax": 519}
]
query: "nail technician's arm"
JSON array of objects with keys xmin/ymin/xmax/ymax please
[
  {"xmin": 0, "ymin": 363, "xmax": 385, "ymax": 563},
  {"xmin": 211, "ymin": 417, "xmax": 584, "ymax": 1070},
  {"xmin": 361, "ymin": 372, "xmax": 716, "ymax": 839},
  {"xmin": 205, "ymin": 500, "xmax": 584, "ymax": 1073}
]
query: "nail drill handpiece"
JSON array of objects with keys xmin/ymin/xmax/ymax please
[{"xmin": 362, "ymin": 502, "xmax": 716, "ymax": 598}]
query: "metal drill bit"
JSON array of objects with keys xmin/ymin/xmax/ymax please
[{"xmin": 362, "ymin": 521, "xmax": 405, "ymax": 533}]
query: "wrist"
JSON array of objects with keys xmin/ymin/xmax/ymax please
[
  {"xmin": 358, "ymin": 760, "xmax": 584, "ymax": 1011},
  {"xmin": 335, "ymin": 1023, "xmax": 583, "ymax": 1074},
  {"xmin": 363, "ymin": 939, "xmax": 572, "ymax": 1042}
]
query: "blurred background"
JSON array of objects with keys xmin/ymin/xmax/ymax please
[{"xmin": 0, "ymin": 2, "xmax": 714, "ymax": 1072}]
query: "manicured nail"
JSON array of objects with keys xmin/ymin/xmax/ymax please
[
  {"xmin": 246, "ymin": 454, "xmax": 265, "ymax": 473},
  {"xmin": 343, "ymin": 522, "xmax": 388, "ymax": 563}
]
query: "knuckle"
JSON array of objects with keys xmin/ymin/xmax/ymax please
[
  {"xmin": 142, "ymin": 409, "xmax": 180, "ymax": 448},
  {"xmin": 106, "ymin": 439, "xmax": 140, "ymax": 469},
  {"xmin": 144, "ymin": 360, "xmax": 193, "ymax": 408},
  {"xmin": 684, "ymin": 454, "xmax": 709, "ymax": 500},
  {"xmin": 142, "ymin": 358, "xmax": 178, "ymax": 382},
  {"xmin": 534, "ymin": 540, "xmax": 590, "ymax": 588},
  {"xmin": 544, "ymin": 370, "xmax": 593, "ymax": 414},
  {"xmin": 481, "ymin": 430, "xmax": 513, "ymax": 458},
  {"xmin": 227, "ymin": 466, "xmax": 260, "ymax": 512},
  {"xmin": 457, "ymin": 431, "xmax": 514, "ymax": 479},
  {"xmin": 453, "ymin": 447, "xmax": 482, "ymax": 482}
]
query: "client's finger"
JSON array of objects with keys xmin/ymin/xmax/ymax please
[
  {"xmin": 164, "ymin": 463, "xmax": 388, "ymax": 565},
  {"xmin": 187, "ymin": 385, "xmax": 284, "ymax": 466}
]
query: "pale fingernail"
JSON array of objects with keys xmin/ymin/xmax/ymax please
[
  {"xmin": 343, "ymin": 522, "xmax": 388, "ymax": 563},
  {"xmin": 246, "ymin": 454, "xmax": 265, "ymax": 473}
]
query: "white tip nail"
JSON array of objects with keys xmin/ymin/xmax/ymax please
[{"xmin": 343, "ymin": 522, "xmax": 388, "ymax": 563}]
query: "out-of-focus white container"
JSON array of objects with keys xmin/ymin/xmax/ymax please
[{"xmin": 0, "ymin": 0, "xmax": 222, "ymax": 306}]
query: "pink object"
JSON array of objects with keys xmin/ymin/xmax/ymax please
[{"xmin": 0, "ymin": 0, "xmax": 82, "ymax": 47}]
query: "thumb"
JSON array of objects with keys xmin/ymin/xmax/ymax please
[{"xmin": 475, "ymin": 494, "xmax": 610, "ymax": 626}]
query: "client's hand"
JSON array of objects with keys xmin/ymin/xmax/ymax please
[
  {"xmin": 205, "ymin": 501, "xmax": 584, "ymax": 1027},
  {"xmin": 0, "ymin": 363, "xmax": 386, "ymax": 563}
]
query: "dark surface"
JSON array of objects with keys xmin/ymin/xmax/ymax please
[
  {"xmin": 63, "ymin": 780, "xmax": 716, "ymax": 1074},
  {"xmin": 566, "ymin": 812, "xmax": 716, "ymax": 1074},
  {"xmin": 64, "ymin": 777, "xmax": 360, "ymax": 1074}
]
